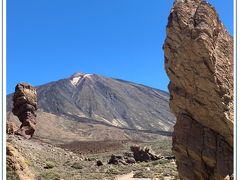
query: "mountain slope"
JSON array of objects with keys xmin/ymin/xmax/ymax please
[{"xmin": 7, "ymin": 73, "xmax": 175, "ymax": 133}]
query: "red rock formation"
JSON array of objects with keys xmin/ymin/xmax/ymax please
[
  {"xmin": 12, "ymin": 83, "xmax": 37, "ymax": 139},
  {"xmin": 164, "ymin": 0, "xmax": 233, "ymax": 179}
]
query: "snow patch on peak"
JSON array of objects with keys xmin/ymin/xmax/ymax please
[
  {"xmin": 70, "ymin": 76, "xmax": 82, "ymax": 86},
  {"xmin": 69, "ymin": 73, "xmax": 93, "ymax": 86},
  {"xmin": 84, "ymin": 74, "xmax": 93, "ymax": 79}
]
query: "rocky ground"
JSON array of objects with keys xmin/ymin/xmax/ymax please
[{"xmin": 7, "ymin": 135, "xmax": 178, "ymax": 180}]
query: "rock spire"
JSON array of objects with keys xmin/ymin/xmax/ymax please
[
  {"xmin": 12, "ymin": 83, "xmax": 37, "ymax": 139},
  {"xmin": 164, "ymin": 0, "xmax": 233, "ymax": 179}
]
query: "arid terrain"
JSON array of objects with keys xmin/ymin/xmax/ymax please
[
  {"xmin": 7, "ymin": 135, "xmax": 178, "ymax": 180},
  {"xmin": 7, "ymin": 74, "xmax": 178, "ymax": 180}
]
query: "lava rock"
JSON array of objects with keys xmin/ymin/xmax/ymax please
[
  {"xmin": 125, "ymin": 157, "xmax": 136, "ymax": 164},
  {"xmin": 96, "ymin": 160, "xmax": 103, "ymax": 166},
  {"xmin": 108, "ymin": 154, "xmax": 127, "ymax": 165},
  {"xmin": 130, "ymin": 145, "xmax": 160, "ymax": 162}
]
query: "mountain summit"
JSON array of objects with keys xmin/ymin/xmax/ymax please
[{"xmin": 7, "ymin": 73, "xmax": 175, "ymax": 141}]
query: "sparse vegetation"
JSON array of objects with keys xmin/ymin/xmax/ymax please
[
  {"xmin": 37, "ymin": 170, "xmax": 61, "ymax": 180},
  {"xmin": 6, "ymin": 165, "xmax": 20, "ymax": 180},
  {"xmin": 133, "ymin": 171, "xmax": 149, "ymax": 178},
  {"xmin": 7, "ymin": 135, "xmax": 179, "ymax": 180},
  {"xmin": 106, "ymin": 167, "xmax": 120, "ymax": 175}
]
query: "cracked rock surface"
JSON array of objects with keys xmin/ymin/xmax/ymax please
[
  {"xmin": 164, "ymin": 0, "xmax": 233, "ymax": 179},
  {"xmin": 12, "ymin": 83, "xmax": 37, "ymax": 139}
]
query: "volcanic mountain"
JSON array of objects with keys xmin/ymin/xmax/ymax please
[{"xmin": 7, "ymin": 73, "xmax": 175, "ymax": 143}]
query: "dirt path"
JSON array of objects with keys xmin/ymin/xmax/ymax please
[{"xmin": 115, "ymin": 171, "xmax": 151, "ymax": 180}]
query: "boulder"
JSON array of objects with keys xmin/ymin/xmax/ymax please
[
  {"xmin": 130, "ymin": 145, "xmax": 160, "ymax": 162},
  {"xmin": 108, "ymin": 154, "xmax": 128, "ymax": 165},
  {"xmin": 96, "ymin": 160, "xmax": 103, "ymax": 166}
]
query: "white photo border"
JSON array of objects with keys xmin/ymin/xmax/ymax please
[{"xmin": 1, "ymin": 0, "xmax": 237, "ymax": 179}]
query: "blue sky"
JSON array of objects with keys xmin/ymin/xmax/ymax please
[{"xmin": 7, "ymin": 0, "xmax": 233, "ymax": 94}]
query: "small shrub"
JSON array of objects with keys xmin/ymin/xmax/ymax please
[
  {"xmin": 133, "ymin": 171, "xmax": 145, "ymax": 178},
  {"xmin": 24, "ymin": 159, "xmax": 30, "ymax": 166},
  {"xmin": 157, "ymin": 159, "xmax": 168, "ymax": 165},
  {"xmin": 7, "ymin": 165, "xmax": 20, "ymax": 180},
  {"xmin": 63, "ymin": 160, "xmax": 70, "ymax": 166},
  {"xmin": 133, "ymin": 171, "xmax": 152, "ymax": 178},
  {"xmin": 37, "ymin": 171, "xmax": 61, "ymax": 180},
  {"xmin": 44, "ymin": 161, "xmax": 55, "ymax": 169},
  {"xmin": 152, "ymin": 160, "xmax": 162, "ymax": 166},
  {"xmin": 106, "ymin": 167, "xmax": 119, "ymax": 175},
  {"xmin": 71, "ymin": 162, "xmax": 83, "ymax": 169}
]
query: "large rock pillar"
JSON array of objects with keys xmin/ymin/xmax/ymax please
[
  {"xmin": 12, "ymin": 83, "xmax": 37, "ymax": 139},
  {"xmin": 164, "ymin": 0, "xmax": 233, "ymax": 179}
]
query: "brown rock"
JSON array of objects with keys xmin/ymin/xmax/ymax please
[
  {"xmin": 108, "ymin": 154, "xmax": 129, "ymax": 165},
  {"xmin": 125, "ymin": 157, "xmax": 136, "ymax": 164},
  {"xmin": 12, "ymin": 83, "xmax": 37, "ymax": 139},
  {"xmin": 96, "ymin": 160, "xmax": 103, "ymax": 166},
  {"xmin": 6, "ymin": 121, "xmax": 18, "ymax": 135},
  {"xmin": 164, "ymin": 0, "xmax": 233, "ymax": 179},
  {"xmin": 130, "ymin": 145, "xmax": 160, "ymax": 162},
  {"xmin": 7, "ymin": 142, "xmax": 35, "ymax": 180},
  {"xmin": 164, "ymin": 156, "xmax": 175, "ymax": 160}
]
